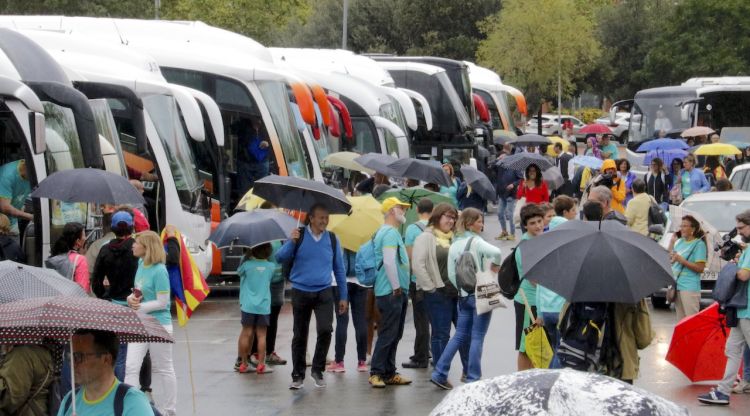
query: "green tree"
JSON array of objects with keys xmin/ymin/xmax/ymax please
[
  {"xmin": 477, "ymin": 0, "xmax": 601, "ymax": 111},
  {"xmin": 0, "ymin": 0, "xmax": 154, "ymax": 17},
  {"xmin": 642, "ymin": 0, "xmax": 750, "ymax": 87}
]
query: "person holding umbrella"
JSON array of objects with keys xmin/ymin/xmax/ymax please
[
  {"xmin": 516, "ymin": 164, "xmax": 549, "ymax": 206},
  {"xmin": 125, "ymin": 231, "xmax": 177, "ymax": 415},
  {"xmin": 59, "ymin": 329, "xmax": 154, "ymax": 415},
  {"xmin": 698, "ymin": 210, "xmax": 750, "ymax": 406},
  {"xmin": 668, "ymin": 215, "xmax": 707, "ymax": 321},
  {"xmin": 644, "ymin": 158, "xmax": 671, "ymax": 209},
  {"xmin": 440, "ymin": 163, "xmax": 461, "ymax": 206},
  {"xmin": 493, "ymin": 155, "xmax": 523, "ymax": 241}
]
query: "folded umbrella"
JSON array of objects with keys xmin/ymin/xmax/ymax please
[
  {"xmin": 0, "ymin": 260, "xmax": 87, "ymax": 303},
  {"xmin": 387, "ymin": 158, "xmax": 452, "ymax": 187},
  {"xmin": 682, "ymin": 126, "xmax": 715, "ymax": 138},
  {"xmin": 499, "ymin": 152, "xmax": 554, "ymax": 171},
  {"xmin": 666, "ymin": 303, "xmax": 728, "ymax": 382},
  {"xmin": 570, "ymin": 155, "xmax": 603, "ymax": 170},
  {"xmin": 354, "ymin": 153, "xmax": 399, "ymax": 176},
  {"xmin": 30, "ymin": 168, "xmax": 145, "ymax": 205},
  {"xmin": 252, "ymin": 175, "xmax": 351, "ymax": 215},
  {"xmin": 322, "ymin": 151, "xmax": 374, "ymax": 174},
  {"xmin": 694, "ymin": 143, "xmax": 742, "ymax": 156},
  {"xmin": 578, "ymin": 123, "xmax": 612, "ymax": 135},
  {"xmin": 637, "ymin": 138, "xmax": 689, "ymax": 152},
  {"xmin": 542, "ymin": 166, "xmax": 564, "ymax": 190},
  {"xmin": 512, "ymin": 134, "xmax": 552, "ymax": 147},
  {"xmin": 460, "ymin": 165, "xmax": 496, "ymax": 202},
  {"xmin": 431, "ymin": 369, "xmax": 688, "ymax": 416},
  {"xmin": 209, "ymin": 210, "xmax": 297, "ymax": 249},
  {"xmin": 517, "ymin": 220, "xmax": 674, "ymax": 303},
  {"xmin": 327, "ymin": 195, "xmax": 384, "ymax": 252}
]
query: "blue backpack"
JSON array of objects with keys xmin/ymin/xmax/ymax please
[{"xmin": 355, "ymin": 231, "xmax": 382, "ymax": 287}]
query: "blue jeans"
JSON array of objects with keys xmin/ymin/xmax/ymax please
[
  {"xmin": 333, "ymin": 283, "xmax": 368, "ymax": 362},
  {"xmin": 497, "ymin": 196, "xmax": 516, "ymax": 235},
  {"xmin": 370, "ymin": 293, "xmax": 408, "ymax": 378},
  {"xmin": 744, "ymin": 344, "xmax": 750, "ymax": 381},
  {"xmin": 542, "ymin": 312, "xmax": 561, "ymax": 369},
  {"xmin": 432, "ymin": 295, "xmax": 492, "ymax": 383},
  {"xmin": 115, "ymin": 343, "xmax": 128, "ymax": 381},
  {"xmin": 424, "ymin": 291, "xmax": 468, "ymax": 369}
]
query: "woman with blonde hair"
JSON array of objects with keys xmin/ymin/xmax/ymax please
[
  {"xmin": 125, "ymin": 230, "xmax": 177, "ymax": 415},
  {"xmin": 430, "ymin": 208, "xmax": 502, "ymax": 390}
]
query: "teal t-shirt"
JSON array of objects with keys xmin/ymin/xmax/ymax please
[
  {"xmin": 736, "ymin": 249, "xmax": 750, "ymax": 319},
  {"xmin": 672, "ymin": 238, "xmax": 707, "ymax": 292},
  {"xmin": 513, "ymin": 233, "xmax": 537, "ymax": 306},
  {"xmin": 238, "ymin": 258, "xmax": 274, "ymax": 315},
  {"xmin": 0, "ymin": 160, "xmax": 31, "ymax": 231},
  {"xmin": 134, "ymin": 260, "xmax": 172, "ymax": 326},
  {"xmin": 373, "ymin": 225, "xmax": 410, "ymax": 297},
  {"xmin": 404, "ymin": 220, "xmax": 427, "ymax": 283},
  {"xmin": 600, "ymin": 143, "xmax": 619, "ymax": 159},
  {"xmin": 681, "ymin": 171, "xmax": 692, "ymax": 198},
  {"xmin": 58, "ymin": 379, "xmax": 154, "ymax": 416}
]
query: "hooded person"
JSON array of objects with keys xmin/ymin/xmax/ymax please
[{"xmin": 596, "ymin": 159, "xmax": 627, "ymax": 214}]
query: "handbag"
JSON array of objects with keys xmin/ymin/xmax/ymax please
[
  {"xmin": 475, "ymin": 258, "xmax": 506, "ymax": 315},
  {"xmin": 667, "ymin": 241, "xmax": 699, "ymax": 304},
  {"xmin": 513, "ymin": 196, "xmax": 527, "ymax": 226},
  {"xmin": 519, "ymin": 288, "xmax": 553, "ymax": 369},
  {"xmin": 669, "ymin": 181, "xmax": 682, "ymax": 205}
]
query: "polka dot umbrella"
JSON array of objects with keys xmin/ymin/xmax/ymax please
[{"xmin": 0, "ymin": 260, "xmax": 87, "ymax": 303}]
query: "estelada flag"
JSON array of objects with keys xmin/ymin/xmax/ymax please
[{"xmin": 161, "ymin": 228, "xmax": 210, "ymax": 326}]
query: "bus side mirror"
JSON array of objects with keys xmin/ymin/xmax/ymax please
[
  {"xmin": 680, "ymin": 105, "xmax": 689, "ymax": 122},
  {"xmin": 29, "ymin": 112, "xmax": 46, "ymax": 154}
]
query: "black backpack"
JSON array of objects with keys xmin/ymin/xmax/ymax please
[
  {"xmin": 61, "ymin": 383, "xmax": 162, "ymax": 416},
  {"xmin": 557, "ymin": 302, "xmax": 610, "ymax": 372},
  {"xmin": 647, "ymin": 199, "xmax": 667, "ymax": 226},
  {"xmin": 497, "ymin": 247, "xmax": 520, "ymax": 300},
  {"xmin": 281, "ymin": 229, "xmax": 338, "ymax": 279}
]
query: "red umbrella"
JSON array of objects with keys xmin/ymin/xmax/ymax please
[
  {"xmin": 666, "ymin": 302, "xmax": 728, "ymax": 382},
  {"xmin": 578, "ymin": 123, "xmax": 612, "ymax": 135}
]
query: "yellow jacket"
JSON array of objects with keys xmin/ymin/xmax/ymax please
[
  {"xmin": 610, "ymin": 178, "xmax": 627, "ymax": 214},
  {"xmin": 625, "ymin": 193, "xmax": 652, "ymax": 235}
]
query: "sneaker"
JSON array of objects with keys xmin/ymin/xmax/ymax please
[
  {"xmin": 267, "ymin": 352, "xmax": 287, "ymax": 365},
  {"xmin": 233, "ymin": 357, "xmax": 242, "ymax": 371},
  {"xmin": 237, "ymin": 362, "xmax": 256, "ymax": 373},
  {"xmin": 495, "ymin": 232, "xmax": 508, "ymax": 241},
  {"xmin": 326, "ymin": 361, "xmax": 345, "ymax": 373},
  {"xmin": 256, "ymin": 363, "xmax": 274, "ymax": 374},
  {"xmin": 289, "ymin": 378, "xmax": 304, "ymax": 390},
  {"xmin": 385, "ymin": 373, "xmax": 412, "ymax": 385},
  {"xmin": 369, "ymin": 374, "xmax": 386, "ymax": 388},
  {"xmin": 249, "ymin": 353, "xmax": 259, "ymax": 366},
  {"xmin": 312, "ymin": 371, "xmax": 326, "ymax": 388},
  {"xmin": 357, "ymin": 360, "xmax": 368, "ymax": 372},
  {"xmin": 732, "ymin": 379, "xmax": 750, "ymax": 394},
  {"xmin": 698, "ymin": 388, "xmax": 730, "ymax": 405},
  {"xmin": 460, "ymin": 373, "xmax": 467, "ymax": 383},
  {"xmin": 507, "ymin": 235, "xmax": 516, "ymax": 241},
  {"xmin": 430, "ymin": 377, "xmax": 453, "ymax": 390},
  {"xmin": 402, "ymin": 360, "xmax": 428, "ymax": 369}
]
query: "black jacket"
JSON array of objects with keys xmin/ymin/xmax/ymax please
[
  {"xmin": 0, "ymin": 235, "xmax": 24, "ymax": 263},
  {"xmin": 91, "ymin": 237, "xmax": 139, "ymax": 302},
  {"xmin": 644, "ymin": 172, "xmax": 670, "ymax": 205}
]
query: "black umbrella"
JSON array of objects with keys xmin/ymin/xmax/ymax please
[
  {"xmin": 0, "ymin": 261, "xmax": 87, "ymax": 303},
  {"xmin": 493, "ymin": 129, "xmax": 517, "ymax": 145},
  {"xmin": 517, "ymin": 220, "xmax": 673, "ymax": 303},
  {"xmin": 209, "ymin": 210, "xmax": 297, "ymax": 249},
  {"xmin": 353, "ymin": 153, "xmax": 399, "ymax": 176},
  {"xmin": 512, "ymin": 133, "xmax": 552, "ymax": 147},
  {"xmin": 499, "ymin": 152, "xmax": 554, "ymax": 171},
  {"xmin": 459, "ymin": 165, "xmax": 496, "ymax": 202},
  {"xmin": 31, "ymin": 168, "xmax": 145, "ymax": 205},
  {"xmin": 252, "ymin": 175, "xmax": 351, "ymax": 214},
  {"xmin": 387, "ymin": 158, "xmax": 451, "ymax": 186},
  {"xmin": 431, "ymin": 369, "xmax": 688, "ymax": 416}
]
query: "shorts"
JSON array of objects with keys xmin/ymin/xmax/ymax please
[
  {"xmin": 241, "ymin": 311, "xmax": 270, "ymax": 327},
  {"xmin": 514, "ymin": 301, "xmax": 536, "ymax": 351}
]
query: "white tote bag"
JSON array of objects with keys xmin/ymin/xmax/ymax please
[
  {"xmin": 513, "ymin": 197, "xmax": 526, "ymax": 226},
  {"xmin": 475, "ymin": 258, "xmax": 506, "ymax": 315}
]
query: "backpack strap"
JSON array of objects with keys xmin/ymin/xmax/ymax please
[
  {"xmin": 329, "ymin": 231, "xmax": 338, "ymax": 268},
  {"xmin": 18, "ymin": 365, "xmax": 51, "ymax": 414},
  {"xmin": 415, "ymin": 222, "xmax": 426, "ymax": 232},
  {"xmin": 287, "ymin": 228, "xmax": 306, "ymax": 271},
  {"xmin": 62, "ymin": 386, "xmax": 82, "ymax": 414},
  {"xmin": 113, "ymin": 382, "xmax": 131, "ymax": 416}
]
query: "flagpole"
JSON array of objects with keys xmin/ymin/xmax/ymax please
[{"xmin": 185, "ymin": 325, "xmax": 197, "ymax": 415}]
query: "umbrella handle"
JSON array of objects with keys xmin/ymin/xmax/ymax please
[{"xmin": 70, "ymin": 333, "xmax": 77, "ymax": 416}]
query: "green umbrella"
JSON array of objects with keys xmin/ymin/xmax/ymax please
[{"xmin": 378, "ymin": 187, "xmax": 455, "ymax": 234}]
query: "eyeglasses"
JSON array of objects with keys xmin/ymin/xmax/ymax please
[
  {"xmin": 70, "ymin": 351, "xmax": 105, "ymax": 364},
  {"xmin": 442, "ymin": 214, "xmax": 457, "ymax": 221}
]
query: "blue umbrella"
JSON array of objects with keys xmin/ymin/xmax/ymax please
[
  {"xmin": 570, "ymin": 155, "xmax": 603, "ymax": 170},
  {"xmin": 728, "ymin": 141, "xmax": 750, "ymax": 150},
  {"xmin": 644, "ymin": 149, "xmax": 688, "ymax": 166},
  {"xmin": 637, "ymin": 138, "xmax": 688, "ymax": 152}
]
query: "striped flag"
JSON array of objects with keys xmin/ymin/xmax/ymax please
[{"xmin": 161, "ymin": 229, "xmax": 210, "ymax": 326}]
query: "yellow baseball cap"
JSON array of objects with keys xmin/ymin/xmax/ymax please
[{"xmin": 381, "ymin": 197, "xmax": 411, "ymax": 213}]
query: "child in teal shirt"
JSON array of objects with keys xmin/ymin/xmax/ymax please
[{"xmin": 235, "ymin": 243, "xmax": 275, "ymax": 374}]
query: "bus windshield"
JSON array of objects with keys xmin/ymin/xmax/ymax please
[
  {"xmin": 43, "ymin": 102, "xmax": 85, "ymax": 173},
  {"xmin": 438, "ymin": 72, "xmax": 473, "ymax": 132},
  {"xmin": 143, "ymin": 94, "xmax": 201, "ymax": 208},
  {"xmin": 257, "ymin": 81, "xmax": 310, "ymax": 179},
  {"xmin": 89, "ymin": 99, "xmax": 128, "ymax": 177},
  {"xmin": 630, "ymin": 92, "xmax": 696, "ymax": 144}
]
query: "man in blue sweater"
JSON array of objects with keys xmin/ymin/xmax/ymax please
[{"xmin": 276, "ymin": 203, "xmax": 347, "ymax": 390}]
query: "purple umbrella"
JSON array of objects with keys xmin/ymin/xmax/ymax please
[{"xmin": 644, "ymin": 149, "xmax": 688, "ymax": 166}]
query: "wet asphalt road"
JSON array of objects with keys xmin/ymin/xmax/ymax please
[{"xmin": 170, "ymin": 212, "xmax": 748, "ymax": 415}]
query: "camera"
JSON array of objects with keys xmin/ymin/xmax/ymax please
[
  {"xmin": 715, "ymin": 228, "xmax": 742, "ymax": 261},
  {"xmin": 592, "ymin": 172, "xmax": 615, "ymax": 189}
]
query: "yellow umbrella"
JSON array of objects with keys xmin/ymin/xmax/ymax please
[
  {"xmin": 322, "ymin": 151, "xmax": 374, "ymax": 174},
  {"xmin": 328, "ymin": 195, "xmax": 383, "ymax": 252},
  {"xmin": 235, "ymin": 188, "xmax": 266, "ymax": 212},
  {"xmin": 693, "ymin": 143, "xmax": 741, "ymax": 156},
  {"xmin": 546, "ymin": 136, "xmax": 569, "ymax": 156}
]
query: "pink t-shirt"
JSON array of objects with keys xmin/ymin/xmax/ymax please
[{"xmin": 68, "ymin": 251, "xmax": 90, "ymax": 293}]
